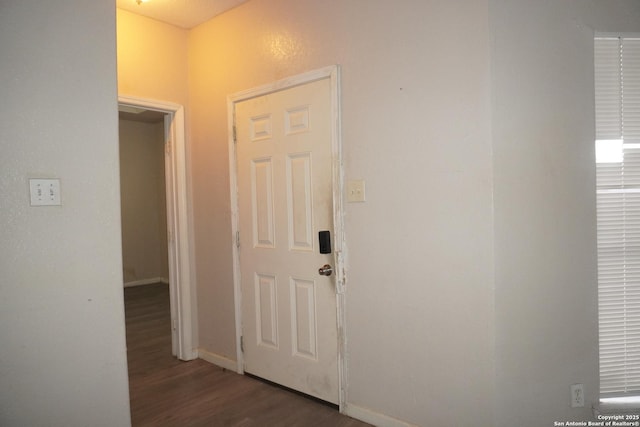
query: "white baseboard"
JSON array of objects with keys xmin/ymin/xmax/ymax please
[
  {"xmin": 124, "ymin": 277, "xmax": 169, "ymax": 288},
  {"xmin": 198, "ymin": 348, "xmax": 239, "ymax": 372},
  {"xmin": 344, "ymin": 403, "xmax": 417, "ymax": 427}
]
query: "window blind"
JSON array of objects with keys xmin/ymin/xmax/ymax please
[{"xmin": 596, "ymin": 36, "xmax": 640, "ymax": 398}]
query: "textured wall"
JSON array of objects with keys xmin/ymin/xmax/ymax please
[
  {"xmin": 116, "ymin": 7, "xmax": 197, "ymax": 348},
  {"xmin": 113, "ymin": 1, "xmax": 640, "ymax": 425},
  {"xmin": 117, "ymin": 9, "xmax": 189, "ymax": 106},
  {"xmin": 189, "ymin": 1, "xmax": 495, "ymax": 425},
  {"xmin": 0, "ymin": 1, "xmax": 131, "ymax": 425},
  {"xmin": 491, "ymin": 1, "xmax": 640, "ymax": 425}
]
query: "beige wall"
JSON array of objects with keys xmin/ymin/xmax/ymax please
[
  {"xmin": 0, "ymin": 1, "xmax": 131, "ymax": 425},
  {"xmin": 117, "ymin": 9, "xmax": 189, "ymax": 106},
  {"xmin": 114, "ymin": 1, "xmax": 640, "ymax": 425},
  {"xmin": 188, "ymin": 1, "xmax": 495, "ymax": 425},
  {"xmin": 116, "ymin": 10, "xmax": 198, "ymax": 343},
  {"xmin": 491, "ymin": 1, "xmax": 640, "ymax": 426},
  {"xmin": 119, "ymin": 119, "xmax": 169, "ymax": 285}
]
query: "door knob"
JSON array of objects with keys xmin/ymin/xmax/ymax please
[{"xmin": 318, "ymin": 264, "xmax": 333, "ymax": 276}]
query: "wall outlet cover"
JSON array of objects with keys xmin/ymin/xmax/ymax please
[{"xmin": 571, "ymin": 383, "xmax": 584, "ymax": 408}]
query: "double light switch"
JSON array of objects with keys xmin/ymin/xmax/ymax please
[{"xmin": 29, "ymin": 179, "xmax": 61, "ymax": 206}]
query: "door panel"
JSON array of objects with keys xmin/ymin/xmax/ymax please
[
  {"xmin": 290, "ymin": 277, "xmax": 318, "ymax": 359},
  {"xmin": 236, "ymin": 78, "xmax": 338, "ymax": 404},
  {"xmin": 256, "ymin": 273, "xmax": 278, "ymax": 349},
  {"xmin": 251, "ymin": 158, "xmax": 275, "ymax": 248},
  {"xmin": 287, "ymin": 153, "xmax": 314, "ymax": 251}
]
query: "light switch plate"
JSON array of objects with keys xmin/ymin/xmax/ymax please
[
  {"xmin": 29, "ymin": 179, "xmax": 61, "ymax": 206},
  {"xmin": 347, "ymin": 180, "xmax": 366, "ymax": 202}
]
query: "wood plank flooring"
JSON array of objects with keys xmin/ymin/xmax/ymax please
[{"xmin": 125, "ymin": 283, "xmax": 371, "ymax": 427}]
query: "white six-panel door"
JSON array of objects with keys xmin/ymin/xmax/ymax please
[{"xmin": 235, "ymin": 77, "xmax": 339, "ymax": 404}]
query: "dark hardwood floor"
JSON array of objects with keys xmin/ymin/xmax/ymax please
[{"xmin": 125, "ymin": 283, "xmax": 371, "ymax": 427}]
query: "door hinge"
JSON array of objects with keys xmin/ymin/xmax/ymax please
[
  {"xmin": 172, "ymin": 318, "xmax": 177, "ymax": 331},
  {"xmin": 165, "ymin": 139, "xmax": 172, "ymax": 155},
  {"xmin": 236, "ymin": 231, "xmax": 240, "ymax": 249},
  {"xmin": 240, "ymin": 336, "xmax": 244, "ymax": 353},
  {"xmin": 232, "ymin": 125, "xmax": 237, "ymax": 144}
]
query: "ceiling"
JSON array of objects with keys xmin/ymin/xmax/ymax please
[{"xmin": 116, "ymin": 0, "xmax": 249, "ymax": 29}]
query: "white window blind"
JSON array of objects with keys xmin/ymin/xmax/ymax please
[{"xmin": 596, "ymin": 36, "xmax": 640, "ymax": 398}]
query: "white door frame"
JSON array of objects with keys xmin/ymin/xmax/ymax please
[
  {"xmin": 227, "ymin": 65, "xmax": 347, "ymax": 408},
  {"xmin": 119, "ymin": 95, "xmax": 197, "ymax": 361}
]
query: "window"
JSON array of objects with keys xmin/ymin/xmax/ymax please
[{"xmin": 596, "ymin": 36, "xmax": 640, "ymax": 399}]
